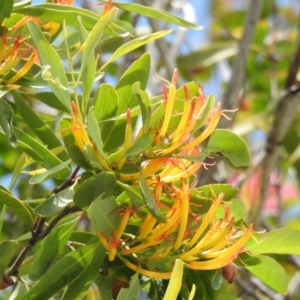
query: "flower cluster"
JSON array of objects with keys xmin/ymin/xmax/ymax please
[{"xmin": 67, "ymin": 69, "xmax": 254, "ymax": 278}]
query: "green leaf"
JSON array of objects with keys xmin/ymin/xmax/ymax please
[
  {"xmin": 68, "ymin": 144, "xmax": 92, "ymax": 170},
  {"xmin": 34, "ymin": 188, "xmax": 74, "ymax": 217},
  {"xmin": 87, "ymin": 108, "xmax": 107, "ymax": 160},
  {"xmin": 29, "ymin": 159, "xmax": 71, "ymax": 184},
  {"xmin": 14, "ymin": 127, "xmax": 70, "ymax": 178},
  {"xmin": 131, "ymin": 82, "xmax": 151, "ymax": 133},
  {"xmin": 34, "ymin": 92, "xmax": 70, "ymax": 113},
  {"xmin": 0, "ymin": 240, "xmax": 22, "ymax": 280},
  {"xmin": 62, "ymin": 245, "xmax": 106, "ymax": 300},
  {"xmin": 27, "ymin": 20, "xmax": 71, "ymax": 112},
  {"xmin": 0, "ymin": 98, "xmax": 17, "ymax": 147},
  {"xmin": 12, "ymin": 91, "xmax": 68, "ymax": 161},
  {"xmin": 74, "ymin": 172, "xmax": 116, "ymax": 209},
  {"xmin": 116, "ymin": 273, "xmax": 140, "ymax": 300},
  {"xmin": 181, "ymin": 129, "xmax": 251, "ymax": 167},
  {"xmin": 29, "ymin": 219, "xmax": 77, "ymax": 281},
  {"xmin": 247, "ymin": 228, "xmax": 300, "ymax": 255},
  {"xmin": 139, "ymin": 170, "xmax": 166, "ymax": 223},
  {"xmin": 245, "ymin": 255, "xmax": 288, "ymax": 294},
  {"xmin": 216, "ymin": 199, "xmax": 247, "ymax": 222},
  {"xmin": 0, "ymin": 189, "xmax": 33, "ymax": 228},
  {"xmin": 77, "ymin": 16, "xmax": 96, "ymax": 114},
  {"xmin": 100, "ymin": 30, "xmax": 172, "ymax": 71},
  {"xmin": 81, "ymin": 9, "xmax": 116, "ymax": 71},
  {"xmin": 124, "ymin": 132, "xmax": 152, "ymax": 157},
  {"xmin": 87, "ymin": 196, "xmax": 120, "ymax": 237},
  {"xmin": 102, "ymin": 1, "xmax": 203, "ymax": 30},
  {"xmin": 0, "ymin": 0, "xmax": 13, "ymax": 24},
  {"xmin": 23, "ymin": 243, "xmax": 97, "ymax": 300}
]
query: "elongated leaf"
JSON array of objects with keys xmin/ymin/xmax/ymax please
[
  {"xmin": 87, "ymin": 196, "xmax": 120, "ymax": 237},
  {"xmin": 0, "ymin": 0, "xmax": 13, "ymax": 24},
  {"xmin": 14, "ymin": 128, "xmax": 70, "ymax": 178},
  {"xmin": 181, "ymin": 129, "xmax": 251, "ymax": 167},
  {"xmin": 245, "ymin": 255, "xmax": 288, "ymax": 294},
  {"xmin": 0, "ymin": 189, "xmax": 33, "ymax": 228},
  {"xmin": 62, "ymin": 245, "xmax": 106, "ymax": 300},
  {"xmin": 77, "ymin": 17, "xmax": 96, "ymax": 114},
  {"xmin": 116, "ymin": 273, "xmax": 140, "ymax": 300},
  {"xmin": 27, "ymin": 20, "xmax": 71, "ymax": 112},
  {"xmin": 29, "ymin": 159, "xmax": 71, "ymax": 184},
  {"xmin": 125, "ymin": 132, "xmax": 152, "ymax": 157},
  {"xmin": 101, "ymin": 1, "xmax": 203, "ymax": 30},
  {"xmin": 29, "ymin": 219, "xmax": 77, "ymax": 281},
  {"xmin": 74, "ymin": 172, "xmax": 116, "ymax": 209},
  {"xmin": 23, "ymin": 244, "xmax": 97, "ymax": 300},
  {"xmin": 131, "ymin": 82, "xmax": 151, "ymax": 133},
  {"xmin": 81, "ymin": 9, "xmax": 116, "ymax": 71},
  {"xmin": 100, "ymin": 30, "xmax": 172, "ymax": 71},
  {"xmin": 0, "ymin": 98, "xmax": 17, "ymax": 147},
  {"xmin": 0, "ymin": 241, "xmax": 22, "ymax": 280},
  {"xmin": 139, "ymin": 170, "xmax": 166, "ymax": 223},
  {"xmin": 12, "ymin": 91, "xmax": 68, "ymax": 161},
  {"xmin": 87, "ymin": 108, "xmax": 107, "ymax": 160},
  {"xmin": 34, "ymin": 188, "xmax": 74, "ymax": 217},
  {"xmin": 247, "ymin": 228, "xmax": 300, "ymax": 255}
]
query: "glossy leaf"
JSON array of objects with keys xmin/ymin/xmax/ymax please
[
  {"xmin": 87, "ymin": 196, "xmax": 120, "ymax": 236},
  {"xmin": 100, "ymin": 31, "xmax": 172, "ymax": 71},
  {"xmin": 77, "ymin": 17, "xmax": 96, "ymax": 114},
  {"xmin": 181, "ymin": 129, "xmax": 251, "ymax": 167},
  {"xmin": 29, "ymin": 219, "xmax": 77, "ymax": 281},
  {"xmin": 0, "ymin": 188, "xmax": 33, "ymax": 228},
  {"xmin": 245, "ymin": 255, "xmax": 288, "ymax": 294},
  {"xmin": 139, "ymin": 170, "xmax": 166, "ymax": 223},
  {"xmin": 34, "ymin": 188, "xmax": 74, "ymax": 217},
  {"xmin": 23, "ymin": 244, "xmax": 97, "ymax": 300},
  {"xmin": 247, "ymin": 228, "xmax": 300, "ymax": 255},
  {"xmin": 12, "ymin": 91, "xmax": 68, "ymax": 161},
  {"xmin": 73, "ymin": 172, "xmax": 116, "ymax": 209},
  {"xmin": 27, "ymin": 20, "xmax": 71, "ymax": 112},
  {"xmin": 0, "ymin": 240, "xmax": 22, "ymax": 280},
  {"xmin": 62, "ymin": 244, "xmax": 106, "ymax": 300},
  {"xmin": 29, "ymin": 159, "xmax": 71, "ymax": 184},
  {"xmin": 131, "ymin": 81, "xmax": 151, "ymax": 133},
  {"xmin": 81, "ymin": 9, "xmax": 116, "ymax": 71},
  {"xmin": 102, "ymin": 1, "xmax": 203, "ymax": 30},
  {"xmin": 116, "ymin": 273, "xmax": 140, "ymax": 300},
  {"xmin": 124, "ymin": 132, "xmax": 152, "ymax": 157},
  {"xmin": 0, "ymin": 98, "xmax": 17, "ymax": 147}
]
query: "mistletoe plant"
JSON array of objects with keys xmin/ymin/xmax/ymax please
[{"xmin": 0, "ymin": 1, "xmax": 299, "ymax": 300}]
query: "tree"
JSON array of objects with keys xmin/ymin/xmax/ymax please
[{"xmin": 0, "ymin": 0, "xmax": 300, "ymax": 299}]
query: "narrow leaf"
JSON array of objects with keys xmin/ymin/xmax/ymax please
[
  {"xmin": 23, "ymin": 244, "xmax": 97, "ymax": 300},
  {"xmin": 100, "ymin": 30, "xmax": 172, "ymax": 71},
  {"xmin": 0, "ymin": 98, "xmax": 17, "ymax": 147},
  {"xmin": 0, "ymin": 189, "xmax": 33, "ymax": 228},
  {"xmin": 29, "ymin": 219, "xmax": 77, "ymax": 281},
  {"xmin": 27, "ymin": 20, "xmax": 71, "ymax": 111},
  {"xmin": 124, "ymin": 132, "xmax": 152, "ymax": 157}
]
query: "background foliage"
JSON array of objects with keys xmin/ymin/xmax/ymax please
[{"xmin": 1, "ymin": 0, "xmax": 300, "ymax": 299}]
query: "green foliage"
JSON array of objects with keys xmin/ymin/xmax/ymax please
[{"xmin": 0, "ymin": 1, "xmax": 298, "ymax": 300}]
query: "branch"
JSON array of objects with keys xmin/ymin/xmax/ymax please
[{"xmin": 219, "ymin": 0, "xmax": 263, "ymax": 128}]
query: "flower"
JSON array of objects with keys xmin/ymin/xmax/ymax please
[
  {"xmin": 95, "ymin": 181, "xmax": 254, "ymax": 279},
  {"xmin": 0, "ymin": 33, "xmax": 36, "ymax": 87}
]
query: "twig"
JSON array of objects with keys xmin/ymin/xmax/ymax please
[
  {"xmin": 219, "ymin": 0, "xmax": 264, "ymax": 128},
  {"xmin": 7, "ymin": 166, "xmax": 82, "ymax": 277}
]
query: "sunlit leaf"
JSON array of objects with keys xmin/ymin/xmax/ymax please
[
  {"xmin": 245, "ymin": 255, "xmax": 288, "ymax": 294},
  {"xmin": 0, "ymin": 0, "xmax": 13, "ymax": 24},
  {"xmin": 27, "ymin": 20, "xmax": 71, "ymax": 112},
  {"xmin": 124, "ymin": 132, "xmax": 152, "ymax": 157}
]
